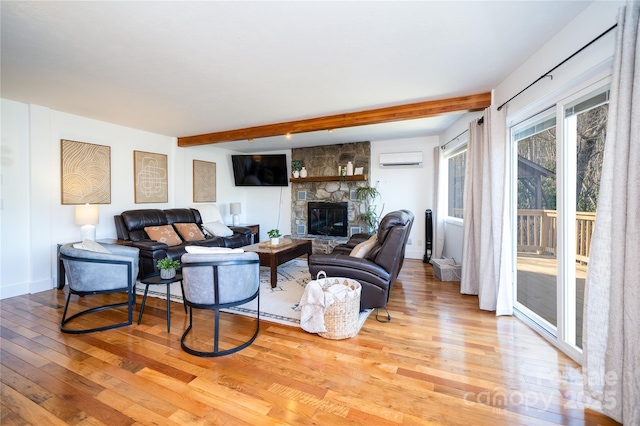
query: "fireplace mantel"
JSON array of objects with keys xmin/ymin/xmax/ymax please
[{"xmin": 290, "ymin": 174, "xmax": 367, "ymax": 183}]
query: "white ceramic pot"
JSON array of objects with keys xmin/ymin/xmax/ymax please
[
  {"xmin": 293, "ymin": 170, "xmax": 300, "ymax": 178},
  {"xmin": 271, "ymin": 237, "xmax": 280, "ymax": 246},
  {"xmin": 160, "ymin": 268, "xmax": 176, "ymax": 279}
]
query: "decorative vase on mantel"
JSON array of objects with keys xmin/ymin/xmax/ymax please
[
  {"xmin": 293, "ymin": 170, "xmax": 300, "ymax": 178},
  {"xmin": 300, "ymin": 167, "xmax": 308, "ymax": 178}
]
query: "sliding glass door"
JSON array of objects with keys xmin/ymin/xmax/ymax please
[{"xmin": 511, "ymin": 81, "xmax": 609, "ymax": 359}]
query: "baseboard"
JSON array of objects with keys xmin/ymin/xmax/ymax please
[{"xmin": 0, "ymin": 278, "xmax": 53, "ymax": 300}]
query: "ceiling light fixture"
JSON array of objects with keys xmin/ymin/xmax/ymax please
[
  {"xmin": 248, "ymin": 138, "xmax": 254, "ymax": 143},
  {"xmin": 285, "ymin": 132, "xmax": 292, "ymax": 140}
]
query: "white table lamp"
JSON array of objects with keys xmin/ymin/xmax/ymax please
[
  {"xmin": 75, "ymin": 204, "xmax": 99, "ymax": 241},
  {"xmin": 230, "ymin": 202, "xmax": 241, "ymax": 226}
]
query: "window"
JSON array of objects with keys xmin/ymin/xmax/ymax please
[
  {"xmin": 447, "ymin": 150, "xmax": 466, "ymax": 219},
  {"xmin": 511, "ymin": 81, "xmax": 609, "ymax": 362}
]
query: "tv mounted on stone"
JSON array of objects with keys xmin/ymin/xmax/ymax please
[{"xmin": 231, "ymin": 154, "xmax": 289, "ymax": 187}]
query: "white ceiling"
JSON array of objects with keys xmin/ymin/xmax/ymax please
[{"xmin": 1, "ymin": 1, "xmax": 592, "ymax": 153}]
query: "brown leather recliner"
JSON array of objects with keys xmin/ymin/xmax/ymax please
[{"xmin": 308, "ymin": 210, "xmax": 414, "ymax": 318}]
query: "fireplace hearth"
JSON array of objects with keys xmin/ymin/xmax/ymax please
[{"xmin": 308, "ymin": 202, "xmax": 348, "ymax": 237}]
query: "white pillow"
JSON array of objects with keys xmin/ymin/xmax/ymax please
[
  {"xmin": 202, "ymin": 221, "xmax": 234, "ymax": 237},
  {"xmin": 185, "ymin": 246, "xmax": 244, "ymax": 254},
  {"xmin": 193, "ymin": 204, "xmax": 223, "ymax": 224},
  {"xmin": 349, "ymin": 235, "xmax": 377, "ymax": 258},
  {"xmin": 73, "ymin": 239, "xmax": 111, "ymax": 254}
]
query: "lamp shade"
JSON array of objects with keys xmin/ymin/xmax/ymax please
[
  {"xmin": 230, "ymin": 202, "xmax": 241, "ymax": 215},
  {"xmin": 75, "ymin": 204, "xmax": 99, "ymax": 225}
]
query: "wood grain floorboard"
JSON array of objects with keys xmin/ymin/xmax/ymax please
[{"xmin": 0, "ymin": 259, "xmax": 620, "ymax": 425}]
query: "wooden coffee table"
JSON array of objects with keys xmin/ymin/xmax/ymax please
[{"xmin": 243, "ymin": 239, "xmax": 312, "ymax": 288}]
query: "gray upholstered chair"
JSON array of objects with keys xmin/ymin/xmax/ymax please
[
  {"xmin": 59, "ymin": 242, "xmax": 139, "ymax": 333},
  {"xmin": 180, "ymin": 252, "xmax": 260, "ymax": 357}
]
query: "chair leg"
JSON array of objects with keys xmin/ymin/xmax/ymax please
[
  {"xmin": 375, "ymin": 307, "xmax": 391, "ymax": 323},
  {"xmin": 61, "ymin": 292, "xmax": 134, "ymax": 334},
  {"xmin": 180, "ymin": 294, "xmax": 260, "ymax": 357}
]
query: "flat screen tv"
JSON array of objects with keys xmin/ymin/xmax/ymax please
[{"xmin": 231, "ymin": 154, "xmax": 289, "ymax": 186}]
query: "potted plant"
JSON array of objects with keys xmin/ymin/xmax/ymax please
[
  {"xmin": 156, "ymin": 257, "xmax": 180, "ymax": 279},
  {"xmin": 267, "ymin": 229, "xmax": 282, "ymax": 245},
  {"xmin": 356, "ymin": 185, "xmax": 384, "ymax": 233},
  {"xmin": 291, "ymin": 160, "xmax": 303, "ymax": 178}
]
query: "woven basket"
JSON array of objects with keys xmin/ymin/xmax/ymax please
[{"xmin": 313, "ymin": 271, "xmax": 362, "ymax": 340}]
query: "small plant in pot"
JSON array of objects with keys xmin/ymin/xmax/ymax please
[
  {"xmin": 156, "ymin": 257, "xmax": 180, "ymax": 279},
  {"xmin": 291, "ymin": 160, "xmax": 303, "ymax": 178},
  {"xmin": 267, "ymin": 229, "xmax": 282, "ymax": 246}
]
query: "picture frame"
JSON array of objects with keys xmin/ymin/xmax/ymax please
[
  {"xmin": 60, "ymin": 139, "xmax": 111, "ymax": 205},
  {"xmin": 134, "ymin": 150, "xmax": 168, "ymax": 203},
  {"xmin": 192, "ymin": 160, "xmax": 217, "ymax": 202}
]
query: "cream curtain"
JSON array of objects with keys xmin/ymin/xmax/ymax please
[
  {"xmin": 432, "ymin": 146, "xmax": 445, "ymax": 260},
  {"xmin": 459, "ymin": 107, "xmax": 512, "ymax": 315},
  {"xmin": 583, "ymin": 2, "xmax": 640, "ymax": 423}
]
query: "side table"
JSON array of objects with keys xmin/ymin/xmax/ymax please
[
  {"xmin": 138, "ymin": 273, "xmax": 186, "ymax": 332},
  {"xmin": 231, "ymin": 223, "xmax": 260, "ymax": 244}
]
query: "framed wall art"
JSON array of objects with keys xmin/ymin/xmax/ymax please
[
  {"xmin": 193, "ymin": 160, "xmax": 217, "ymax": 202},
  {"xmin": 134, "ymin": 150, "xmax": 168, "ymax": 203},
  {"xmin": 60, "ymin": 139, "xmax": 111, "ymax": 205}
]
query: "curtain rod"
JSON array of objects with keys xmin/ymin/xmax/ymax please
[
  {"xmin": 441, "ymin": 115, "xmax": 484, "ymax": 150},
  {"xmin": 441, "ymin": 129, "xmax": 469, "ymax": 150},
  {"xmin": 497, "ymin": 23, "xmax": 618, "ymax": 111}
]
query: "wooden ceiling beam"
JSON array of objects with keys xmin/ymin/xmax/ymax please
[{"xmin": 177, "ymin": 92, "xmax": 491, "ymax": 147}]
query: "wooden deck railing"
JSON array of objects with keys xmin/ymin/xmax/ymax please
[{"xmin": 516, "ymin": 210, "xmax": 596, "ymax": 264}]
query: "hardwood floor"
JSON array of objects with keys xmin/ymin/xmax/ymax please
[{"xmin": 1, "ymin": 259, "xmax": 619, "ymax": 425}]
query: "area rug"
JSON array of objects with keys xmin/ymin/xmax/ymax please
[{"xmin": 136, "ymin": 259, "xmax": 372, "ymax": 330}]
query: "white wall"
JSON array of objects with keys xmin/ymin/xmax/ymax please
[
  {"xmin": 0, "ymin": 100, "xmax": 254, "ymax": 298},
  {"xmin": 370, "ymin": 136, "xmax": 439, "ymax": 260}
]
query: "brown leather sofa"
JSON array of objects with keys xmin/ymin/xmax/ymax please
[
  {"xmin": 308, "ymin": 210, "xmax": 414, "ymax": 315},
  {"xmin": 114, "ymin": 208, "xmax": 252, "ymax": 278}
]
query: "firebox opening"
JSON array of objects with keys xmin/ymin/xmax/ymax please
[{"xmin": 308, "ymin": 202, "xmax": 348, "ymax": 237}]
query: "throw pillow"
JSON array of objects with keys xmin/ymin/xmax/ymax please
[
  {"xmin": 173, "ymin": 223, "xmax": 206, "ymax": 242},
  {"xmin": 185, "ymin": 246, "xmax": 244, "ymax": 254},
  {"xmin": 193, "ymin": 204, "xmax": 223, "ymax": 224},
  {"xmin": 349, "ymin": 235, "xmax": 378, "ymax": 258},
  {"xmin": 202, "ymin": 221, "xmax": 234, "ymax": 237},
  {"xmin": 144, "ymin": 225, "xmax": 183, "ymax": 247},
  {"xmin": 72, "ymin": 239, "xmax": 111, "ymax": 253}
]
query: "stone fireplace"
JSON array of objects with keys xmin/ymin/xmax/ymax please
[{"xmin": 290, "ymin": 141, "xmax": 371, "ymax": 253}]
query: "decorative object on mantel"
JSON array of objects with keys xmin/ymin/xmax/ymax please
[
  {"xmin": 156, "ymin": 257, "xmax": 180, "ymax": 279},
  {"xmin": 291, "ymin": 160, "xmax": 303, "ymax": 178},
  {"xmin": 300, "ymin": 167, "xmax": 308, "ymax": 178},
  {"xmin": 267, "ymin": 229, "xmax": 282, "ymax": 245},
  {"xmin": 355, "ymin": 167, "xmax": 364, "ymax": 175},
  {"xmin": 346, "ymin": 161, "xmax": 354, "ymax": 176},
  {"xmin": 289, "ymin": 175, "xmax": 367, "ymax": 183}
]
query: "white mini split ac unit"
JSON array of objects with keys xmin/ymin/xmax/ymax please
[{"xmin": 379, "ymin": 151, "xmax": 423, "ymax": 167}]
